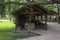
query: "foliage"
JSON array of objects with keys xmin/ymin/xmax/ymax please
[
  {"xmin": 0, "ymin": 0, "xmax": 6, "ymax": 17},
  {"xmin": 42, "ymin": 4, "xmax": 57, "ymax": 12},
  {"xmin": 0, "ymin": 0, "xmax": 58, "ymax": 19}
]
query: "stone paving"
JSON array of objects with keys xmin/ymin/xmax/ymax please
[{"xmin": 19, "ymin": 22, "xmax": 60, "ymax": 40}]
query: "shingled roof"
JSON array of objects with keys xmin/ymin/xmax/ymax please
[{"xmin": 12, "ymin": 4, "xmax": 57, "ymax": 15}]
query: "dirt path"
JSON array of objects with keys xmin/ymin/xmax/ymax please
[{"xmin": 19, "ymin": 22, "xmax": 60, "ymax": 40}]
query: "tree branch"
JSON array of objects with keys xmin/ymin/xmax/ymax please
[{"xmin": 0, "ymin": 2, "xmax": 60, "ymax": 5}]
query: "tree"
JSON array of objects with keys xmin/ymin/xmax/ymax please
[{"xmin": 0, "ymin": 0, "xmax": 6, "ymax": 19}]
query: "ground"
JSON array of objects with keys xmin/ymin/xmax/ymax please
[
  {"xmin": 0, "ymin": 20, "xmax": 15, "ymax": 40},
  {"xmin": 0, "ymin": 20, "xmax": 40, "ymax": 40},
  {"xmin": 0, "ymin": 20, "xmax": 60, "ymax": 40},
  {"xmin": 19, "ymin": 22, "xmax": 60, "ymax": 40}
]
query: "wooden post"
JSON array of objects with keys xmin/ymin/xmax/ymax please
[
  {"xmin": 29, "ymin": 15, "xmax": 32, "ymax": 22},
  {"xmin": 15, "ymin": 15, "xmax": 18, "ymax": 29},
  {"xmin": 41, "ymin": 15, "xmax": 43, "ymax": 21},
  {"xmin": 50, "ymin": 15, "xmax": 52, "ymax": 22},
  {"xmin": 33, "ymin": 15, "xmax": 35, "ymax": 20},
  {"xmin": 37, "ymin": 16, "xmax": 39, "ymax": 20},
  {"xmin": 57, "ymin": 3, "xmax": 60, "ymax": 23},
  {"xmin": 44, "ymin": 14, "xmax": 48, "ymax": 30},
  {"xmin": 15, "ymin": 15, "xmax": 21, "ymax": 32}
]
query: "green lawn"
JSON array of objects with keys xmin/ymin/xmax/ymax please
[
  {"xmin": 0, "ymin": 21, "xmax": 15, "ymax": 30},
  {"xmin": 0, "ymin": 21, "xmax": 16, "ymax": 40},
  {"xmin": 0, "ymin": 20, "xmax": 40, "ymax": 40}
]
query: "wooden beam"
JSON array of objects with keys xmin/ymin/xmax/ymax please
[
  {"xmin": 19, "ymin": 12, "xmax": 45, "ymax": 15},
  {"xmin": 44, "ymin": 13, "xmax": 48, "ymax": 30}
]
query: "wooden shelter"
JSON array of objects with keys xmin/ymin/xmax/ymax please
[{"xmin": 12, "ymin": 4, "xmax": 57, "ymax": 30}]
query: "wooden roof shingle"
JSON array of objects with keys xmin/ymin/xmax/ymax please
[{"xmin": 12, "ymin": 4, "xmax": 57, "ymax": 15}]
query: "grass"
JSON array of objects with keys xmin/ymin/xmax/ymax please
[
  {"xmin": 0, "ymin": 20, "xmax": 16, "ymax": 40},
  {"xmin": 0, "ymin": 20, "xmax": 40, "ymax": 40},
  {"xmin": 0, "ymin": 21, "xmax": 15, "ymax": 30}
]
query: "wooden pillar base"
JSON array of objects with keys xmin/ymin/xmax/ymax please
[
  {"xmin": 15, "ymin": 26, "xmax": 21, "ymax": 32},
  {"xmin": 41, "ymin": 23, "xmax": 48, "ymax": 30},
  {"xmin": 43, "ymin": 24, "xmax": 48, "ymax": 30}
]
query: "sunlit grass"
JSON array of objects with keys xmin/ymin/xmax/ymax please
[
  {"xmin": 0, "ymin": 20, "xmax": 40, "ymax": 40},
  {"xmin": 0, "ymin": 21, "xmax": 16, "ymax": 40},
  {"xmin": 0, "ymin": 21, "xmax": 15, "ymax": 30}
]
